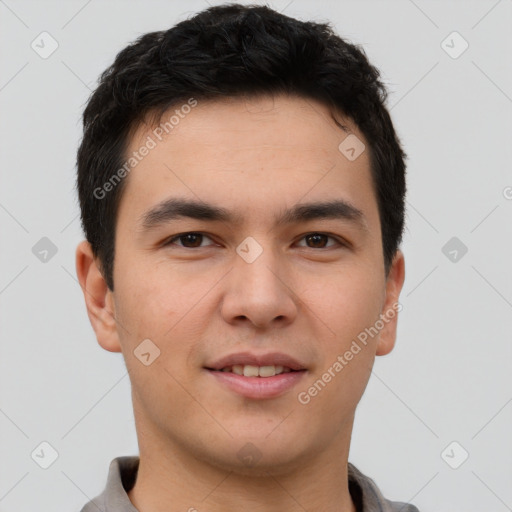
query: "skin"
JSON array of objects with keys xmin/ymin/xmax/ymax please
[{"xmin": 76, "ymin": 94, "xmax": 405, "ymax": 512}]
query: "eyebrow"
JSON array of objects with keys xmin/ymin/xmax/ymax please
[{"xmin": 138, "ymin": 197, "xmax": 368, "ymax": 233}]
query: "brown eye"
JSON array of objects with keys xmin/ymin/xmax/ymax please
[
  {"xmin": 165, "ymin": 232, "xmax": 214, "ymax": 248},
  {"xmin": 297, "ymin": 233, "xmax": 342, "ymax": 249},
  {"xmin": 305, "ymin": 234, "xmax": 328, "ymax": 248}
]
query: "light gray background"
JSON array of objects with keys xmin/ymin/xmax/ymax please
[{"xmin": 1, "ymin": 1, "xmax": 511, "ymax": 511}]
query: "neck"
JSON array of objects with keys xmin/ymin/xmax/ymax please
[{"xmin": 127, "ymin": 417, "xmax": 357, "ymax": 512}]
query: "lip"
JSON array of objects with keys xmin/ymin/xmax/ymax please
[
  {"xmin": 204, "ymin": 351, "xmax": 308, "ymax": 400},
  {"xmin": 205, "ymin": 351, "xmax": 307, "ymax": 372},
  {"xmin": 206, "ymin": 368, "xmax": 307, "ymax": 399}
]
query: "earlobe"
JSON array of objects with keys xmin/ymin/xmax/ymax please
[
  {"xmin": 376, "ymin": 250, "xmax": 406, "ymax": 356},
  {"xmin": 75, "ymin": 240, "xmax": 122, "ymax": 353}
]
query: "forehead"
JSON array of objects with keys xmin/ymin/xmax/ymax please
[
  {"xmin": 128, "ymin": 94, "xmax": 362, "ymax": 164},
  {"xmin": 118, "ymin": 94, "xmax": 377, "ymax": 230}
]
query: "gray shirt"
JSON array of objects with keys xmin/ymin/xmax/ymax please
[{"xmin": 80, "ymin": 456, "xmax": 419, "ymax": 512}]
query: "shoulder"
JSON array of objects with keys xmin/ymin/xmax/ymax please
[
  {"xmin": 79, "ymin": 456, "xmax": 140, "ymax": 512},
  {"xmin": 348, "ymin": 462, "xmax": 421, "ymax": 512}
]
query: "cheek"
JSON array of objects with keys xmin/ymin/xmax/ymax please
[
  {"xmin": 114, "ymin": 252, "xmax": 200, "ymax": 335},
  {"xmin": 304, "ymin": 266, "xmax": 384, "ymax": 341},
  {"xmin": 113, "ymin": 258, "xmax": 223, "ymax": 385},
  {"xmin": 114, "ymin": 269, "xmax": 201, "ymax": 410},
  {"xmin": 300, "ymin": 267, "xmax": 383, "ymax": 398},
  {"xmin": 310, "ymin": 270, "xmax": 383, "ymax": 407}
]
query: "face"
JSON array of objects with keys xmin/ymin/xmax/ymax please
[{"xmin": 77, "ymin": 94, "xmax": 405, "ymax": 475}]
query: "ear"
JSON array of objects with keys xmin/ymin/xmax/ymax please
[
  {"xmin": 75, "ymin": 240, "xmax": 122, "ymax": 353},
  {"xmin": 376, "ymin": 249, "xmax": 405, "ymax": 356}
]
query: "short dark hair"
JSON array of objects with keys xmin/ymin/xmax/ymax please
[{"xmin": 76, "ymin": 3, "xmax": 407, "ymax": 291}]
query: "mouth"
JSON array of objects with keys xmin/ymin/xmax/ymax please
[
  {"xmin": 204, "ymin": 353, "xmax": 308, "ymax": 399},
  {"xmin": 205, "ymin": 364, "xmax": 300, "ymax": 377}
]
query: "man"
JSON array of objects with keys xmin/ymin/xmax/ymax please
[{"xmin": 76, "ymin": 3, "xmax": 416, "ymax": 511}]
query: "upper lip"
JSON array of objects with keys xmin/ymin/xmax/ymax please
[{"xmin": 205, "ymin": 351, "xmax": 307, "ymax": 371}]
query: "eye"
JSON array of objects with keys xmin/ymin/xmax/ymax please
[
  {"xmin": 162, "ymin": 232, "xmax": 346, "ymax": 250},
  {"xmin": 296, "ymin": 233, "xmax": 344, "ymax": 249},
  {"xmin": 163, "ymin": 232, "xmax": 216, "ymax": 248}
]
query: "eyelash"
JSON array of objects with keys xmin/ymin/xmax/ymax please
[{"xmin": 162, "ymin": 232, "xmax": 347, "ymax": 250}]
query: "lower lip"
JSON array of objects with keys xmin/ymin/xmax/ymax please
[{"xmin": 206, "ymin": 369, "xmax": 306, "ymax": 400}]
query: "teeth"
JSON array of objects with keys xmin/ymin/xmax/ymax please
[
  {"xmin": 258, "ymin": 365, "xmax": 275, "ymax": 377},
  {"xmin": 232, "ymin": 365, "xmax": 244, "ymax": 375},
  {"xmin": 243, "ymin": 365, "xmax": 260, "ymax": 377},
  {"xmin": 220, "ymin": 364, "xmax": 291, "ymax": 377}
]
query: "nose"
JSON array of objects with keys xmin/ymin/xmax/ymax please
[{"xmin": 220, "ymin": 243, "xmax": 298, "ymax": 329}]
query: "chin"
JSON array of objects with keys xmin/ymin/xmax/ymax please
[
  {"xmin": 206, "ymin": 447, "xmax": 309, "ymax": 477},
  {"xmin": 196, "ymin": 432, "xmax": 311, "ymax": 477}
]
